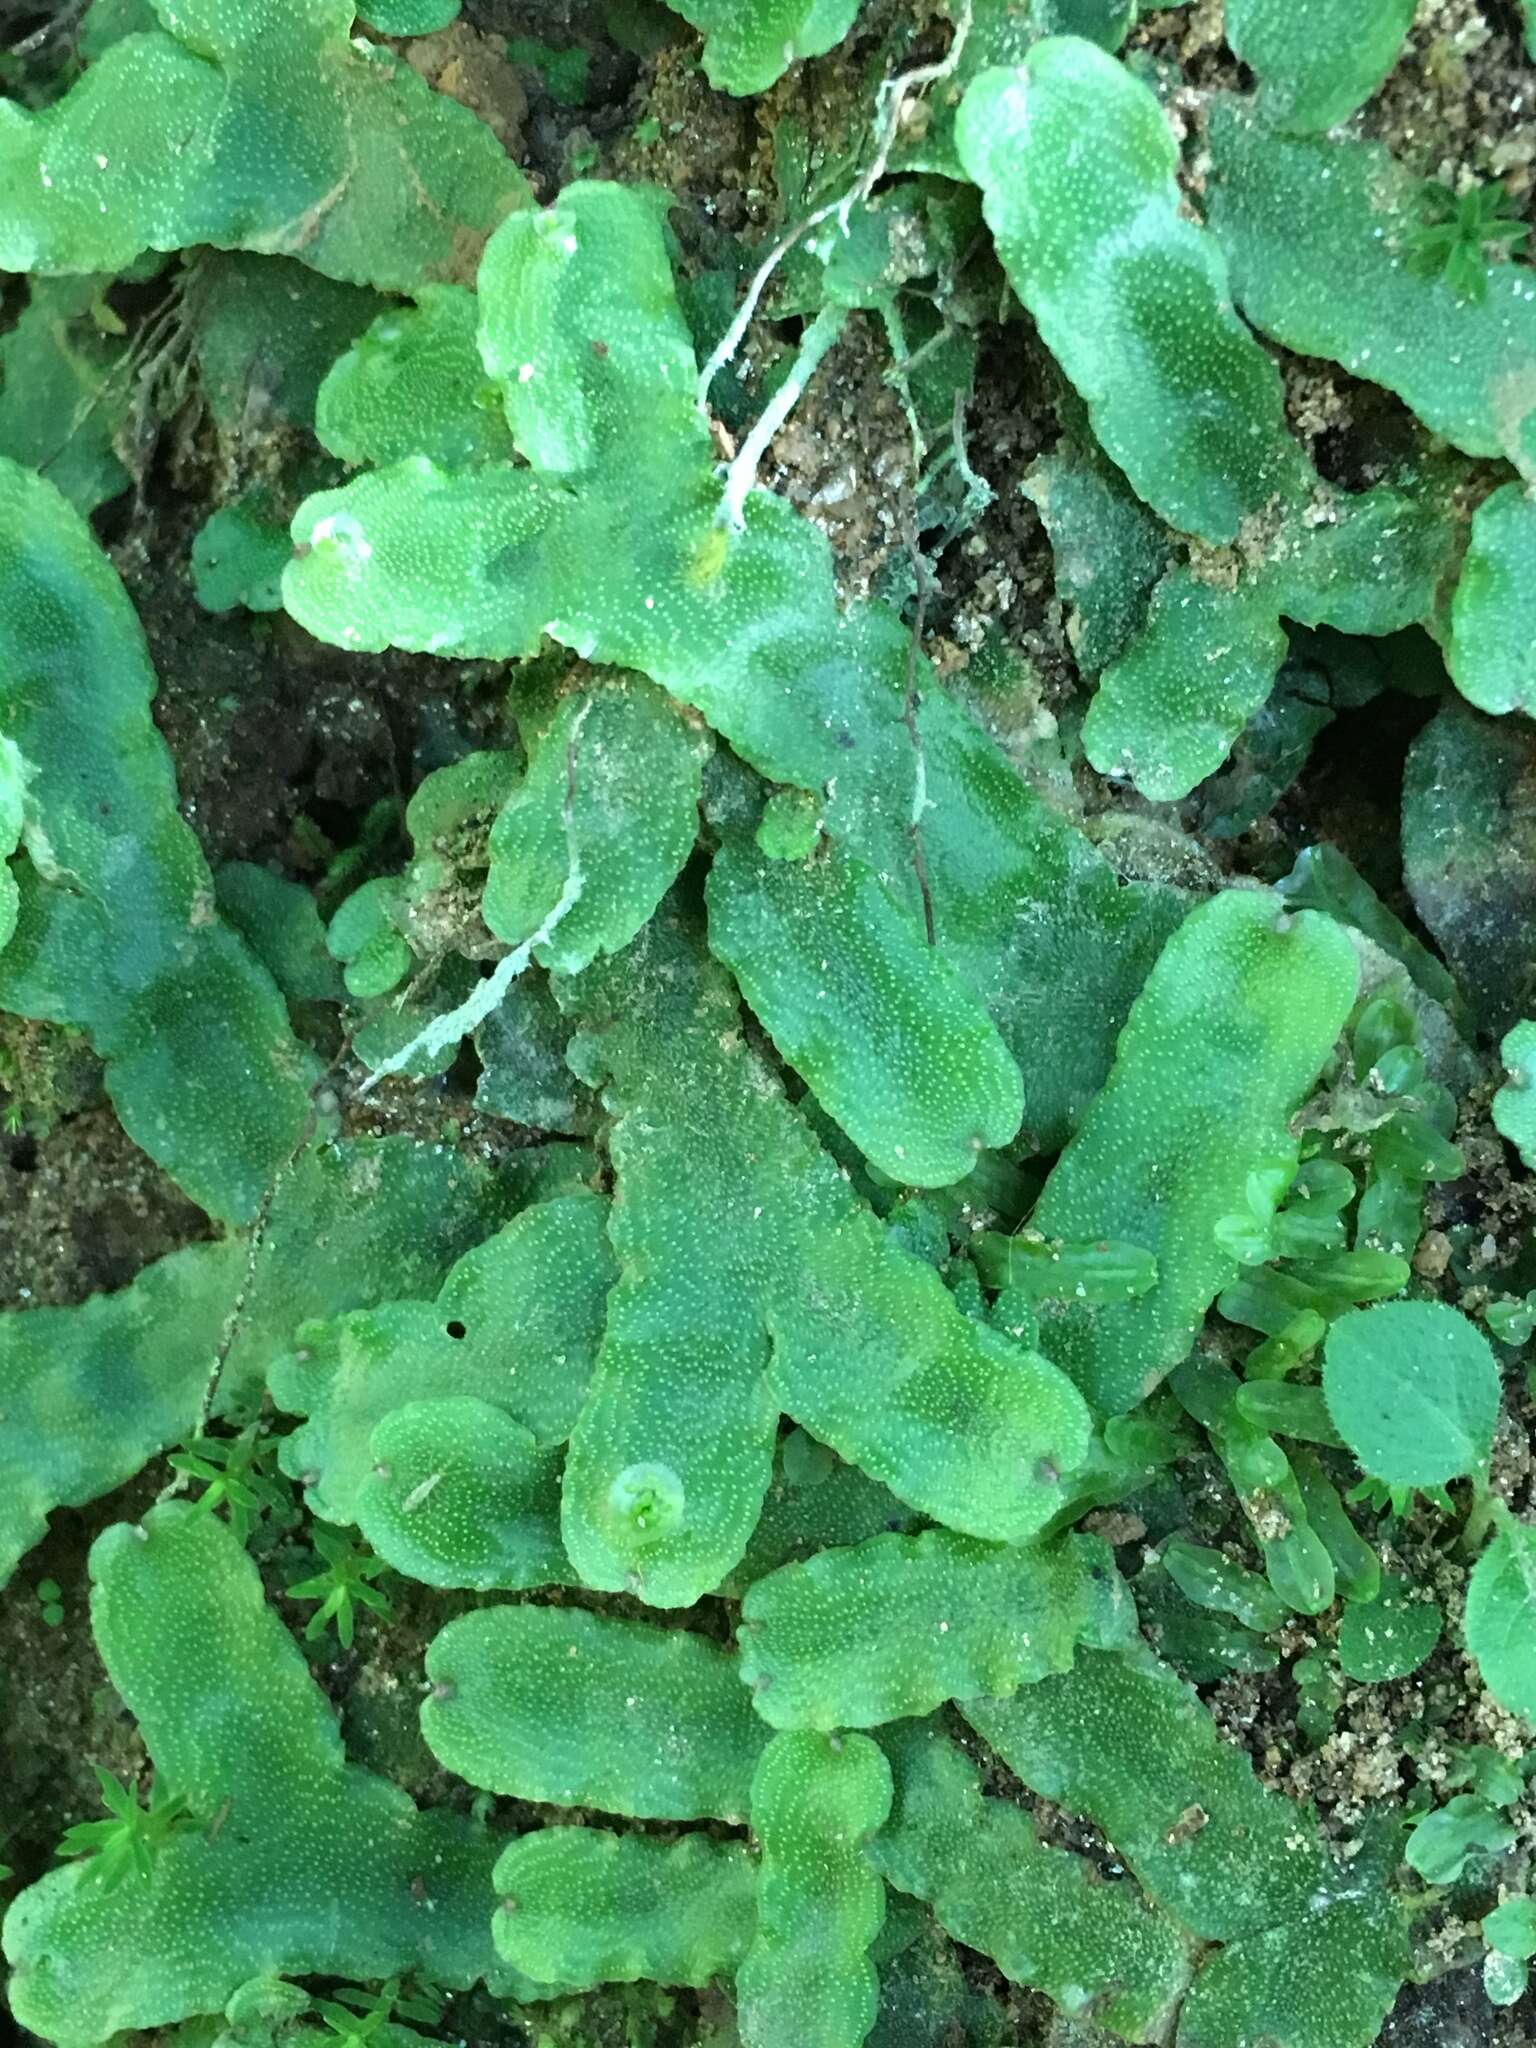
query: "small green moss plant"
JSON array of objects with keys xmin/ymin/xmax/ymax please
[
  {"xmin": 1405, "ymin": 178, "xmax": 1532, "ymax": 306},
  {"xmin": 286, "ymin": 1530, "xmax": 394, "ymax": 1650},
  {"xmin": 55, "ymin": 1769, "xmax": 193, "ymax": 1891}
]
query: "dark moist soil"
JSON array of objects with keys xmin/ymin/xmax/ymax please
[
  {"xmin": 5, "ymin": 7, "xmax": 1536, "ymax": 2048},
  {"xmin": 0, "ymin": 1103, "xmax": 210, "ymax": 1311},
  {"xmin": 0, "ymin": 1472, "xmax": 159, "ymax": 1891},
  {"xmin": 118, "ymin": 507, "xmax": 518, "ymax": 879}
]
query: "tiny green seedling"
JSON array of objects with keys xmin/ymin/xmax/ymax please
[
  {"xmin": 312, "ymin": 1978, "xmax": 442, "ymax": 2044},
  {"xmin": 1405, "ymin": 179, "xmax": 1530, "ymax": 304},
  {"xmin": 55, "ymin": 1768, "xmax": 193, "ymax": 1890},
  {"xmin": 1486, "ymin": 1291, "xmax": 1536, "ymax": 1348},
  {"xmin": 1323, "ymin": 1300, "xmax": 1499, "ymax": 1492},
  {"xmin": 169, "ymin": 1429, "xmax": 290, "ymax": 1545},
  {"xmin": 287, "ymin": 1531, "xmax": 394, "ymax": 1650}
]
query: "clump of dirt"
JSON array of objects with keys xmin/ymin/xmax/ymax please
[
  {"xmin": 119, "ymin": 519, "xmax": 511, "ymax": 878},
  {"xmin": 402, "ymin": 19, "xmax": 529, "ymax": 154},
  {"xmin": 929, "ymin": 327, "xmax": 1074, "ymax": 698},
  {"xmin": 0, "ymin": 1475, "xmax": 159, "ymax": 1889},
  {"xmin": 1131, "ymin": 0, "xmax": 1242, "ymax": 92},
  {"xmin": 1438, "ymin": 1102, "xmax": 1536, "ymax": 1302},
  {"xmin": 1274, "ymin": 687, "xmax": 1439, "ymax": 906},
  {"xmin": 754, "ymin": 310, "xmax": 918, "ymax": 599},
  {"xmin": 1382, "ymin": 1969, "xmax": 1507, "ymax": 2048},
  {"xmin": 464, "ymin": 0, "xmax": 677, "ymax": 195},
  {"xmin": 0, "ymin": 1102, "xmax": 210, "ymax": 1311},
  {"xmin": 1368, "ymin": 0, "xmax": 1536, "ymax": 197},
  {"xmin": 607, "ymin": 36, "xmax": 758, "ymax": 214}
]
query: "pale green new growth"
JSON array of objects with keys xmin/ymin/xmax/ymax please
[
  {"xmin": 957, "ymin": 41, "xmax": 1307, "ymax": 544},
  {"xmin": 1208, "ymin": 105, "xmax": 1536, "ymax": 458},
  {"xmin": 484, "ymin": 673, "xmax": 709, "ymax": 977},
  {"xmin": 738, "ymin": 1529, "xmax": 1123, "ymax": 1729},
  {"xmin": 2, "ymin": 1508, "xmax": 527, "ymax": 2042},
  {"xmin": 272, "ymin": 1192, "xmax": 615, "ymax": 1524},
  {"xmin": 491, "ymin": 1831, "xmax": 756, "ymax": 1990},
  {"xmin": 708, "ymin": 833, "xmax": 1024, "ymax": 1186},
  {"xmin": 1450, "ymin": 485, "xmax": 1536, "ymax": 718},
  {"xmin": 315, "ymin": 287, "xmax": 513, "ymax": 470},
  {"xmin": 0, "ymin": 0, "xmax": 527, "ymax": 291},
  {"xmin": 1173, "ymin": 1355, "xmax": 1335, "ymax": 1614},
  {"xmin": 870, "ymin": 1721, "xmax": 1191, "ymax": 2039},
  {"xmin": 1323, "ymin": 1300, "xmax": 1500, "ymax": 1487},
  {"xmin": 285, "ymin": 458, "xmax": 568, "ymax": 658},
  {"xmin": 356, "ymin": 1399, "xmax": 568, "ymax": 1591},
  {"xmin": 423, "ymin": 1604, "xmax": 768, "ymax": 1821},
  {"xmin": 736, "ymin": 1731, "xmax": 891, "ymax": 2048},
  {"xmin": 1494, "ymin": 1021, "xmax": 1536, "ymax": 1168},
  {"xmin": 0, "ymin": 460, "xmax": 316, "ymax": 1220},
  {"xmin": 1225, "ymin": 0, "xmax": 1416, "ymax": 132},
  {"xmin": 666, "ymin": 0, "xmax": 861, "ymax": 94},
  {"xmin": 556, "ymin": 903, "xmax": 1092, "ymax": 1605},
  {"xmin": 478, "ymin": 181, "xmax": 701, "ymax": 478},
  {"xmin": 327, "ymin": 877, "xmax": 412, "ymax": 1000},
  {"xmin": 1030, "ymin": 890, "xmax": 1359, "ymax": 1413}
]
